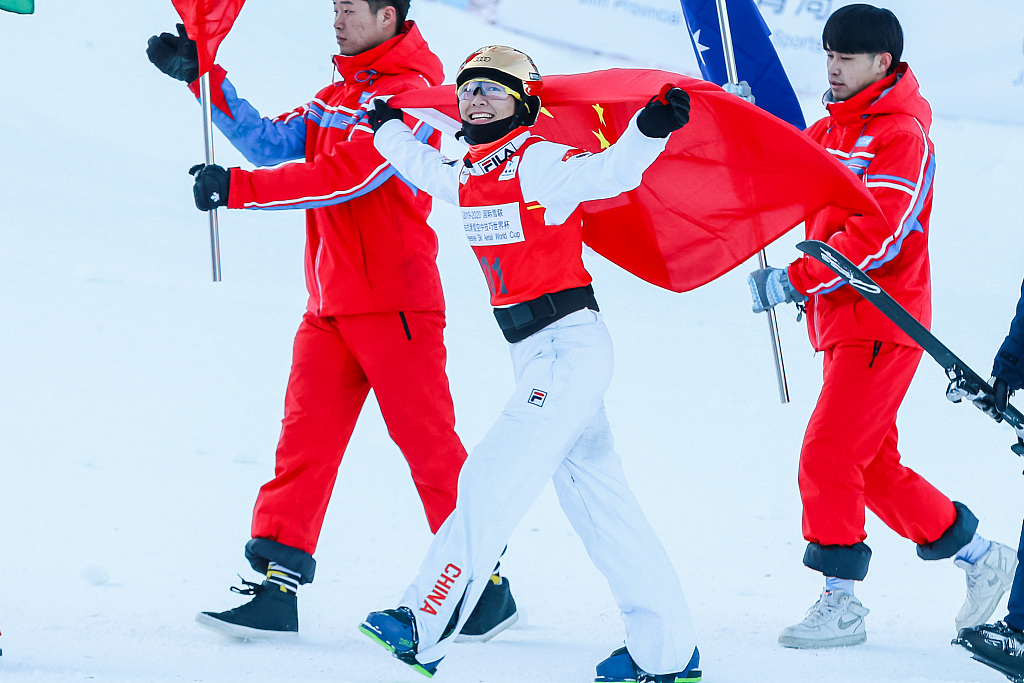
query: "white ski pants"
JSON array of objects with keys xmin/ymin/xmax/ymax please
[{"xmin": 404, "ymin": 309, "xmax": 696, "ymax": 674}]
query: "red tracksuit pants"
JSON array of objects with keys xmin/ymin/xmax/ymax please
[
  {"xmin": 799, "ymin": 341, "xmax": 956, "ymax": 547},
  {"xmin": 251, "ymin": 311, "xmax": 467, "ymax": 554}
]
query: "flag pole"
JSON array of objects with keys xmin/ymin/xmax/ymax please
[
  {"xmin": 714, "ymin": 0, "xmax": 790, "ymax": 403},
  {"xmin": 199, "ymin": 72, "xmax": 223, "ymax": 282}
]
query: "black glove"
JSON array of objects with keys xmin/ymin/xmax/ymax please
[
  {"xmin": 368, "ymin": 99, "xmax": 404, "ymax": 133},
  {"xmin": 147, "ymin": 23, "xmax": 199, "ymax": 83},
  {"xmin": 636, "ymin": 86, "xmax": 691, "ymax": 138},
  {"xmin": 994, "ymin": 376, "xmax": 1012, "ymax": 412},
  {"xmin": 189, "ymin": 163, "xmax": 230, "ymax": 211}
]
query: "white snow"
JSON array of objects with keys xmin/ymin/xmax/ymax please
[{"xmin": 1, "ymin": 3, "xmax": 1023, "ymax": 682}]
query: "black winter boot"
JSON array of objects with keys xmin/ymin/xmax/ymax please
[
  {"xmin": 195, "ymin": 579, "xmax": 298, "ymax": 639},
  {"xmin": 456, "ymin": 574, "xmax": 518, "ymax": 642}
]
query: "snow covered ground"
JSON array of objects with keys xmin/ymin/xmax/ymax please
[{"xmin": 1, "ymin": 3, "xmax": 1023, "ymax": 682}]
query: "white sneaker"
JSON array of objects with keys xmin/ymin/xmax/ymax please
[
  {"xmin": 955, "ymin": 541, "xmax": 1018, "ymax": 631},
  {"xmin": 779, "ymin": 590, "xmax": 869, "ymax": 649}
]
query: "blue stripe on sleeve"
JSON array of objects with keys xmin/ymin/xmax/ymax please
[
  {"xmin": 843, "ymin": 158, "xmax": 869, "ymax": 175},
  {"xmin": 865, "ymin": 173, "xmax": 917, "ymax": 188},
  {"xmin": 256, "ymin": 167, "xmax": 398, "ymax": 211},
  {"xmin": 863, "ymin": 152, "xmax": 934, "ymax": 273},
  {"xmin": 248, "ymin": 123, "xmax": 435, "ymax": 211}
]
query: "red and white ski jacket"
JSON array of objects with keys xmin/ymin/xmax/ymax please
[
  {"xmin": 372, "ymin": 116, "xmax": 668, "ymax": 306},
  {"xmin": 194, "ymin": 23, "xmax": 445, "ymax": 316},
  {"xmin": 787, "ymin": 63, "xmax": 935, "ymax": 351}
]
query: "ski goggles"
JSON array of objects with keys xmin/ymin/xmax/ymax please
[{"xmin": 457, "ymin": 79, "xmax": 521, "ymax": 102}]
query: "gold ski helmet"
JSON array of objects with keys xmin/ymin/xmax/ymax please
[{"xmin": 456, "ymin": 45, "xmax": 543, "ymax": 126}]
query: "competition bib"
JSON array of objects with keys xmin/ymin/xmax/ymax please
[{"xmin": 461, "ymin": 202, "xmax": 525, "ymax": 246}]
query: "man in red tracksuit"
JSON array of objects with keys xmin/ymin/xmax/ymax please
[
  {"xmin": 748, "ymin": 4, "xmax": 1014, "ymax": 649},
  {"xmin": 146, "ymin": 0, "xmax": 516, "ymax": 640}
]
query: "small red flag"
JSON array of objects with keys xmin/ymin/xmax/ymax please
[
  {"xmin": 170, "ymin": 0, "xmax": 246, "ymax": 78},
  {"xmin": 390, "ymin": 69, "xmax": 885, "ymax": 293}
]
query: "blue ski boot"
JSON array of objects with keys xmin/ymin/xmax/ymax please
[
  {"xmin": 360, "ymin": 607, "xmax": 442, "ymax": 678},
  {"xmin": 595, "ymin": 645, "xmax": 701, "ymax": 683}
]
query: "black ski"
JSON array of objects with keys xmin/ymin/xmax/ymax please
[
  {"xmin": 796, "ymin": 239, "xmax": 1024, "ymax": 457},
  {"xmin": 952, "ymin": 633, "xmax": 1024, "ymax": 683}
]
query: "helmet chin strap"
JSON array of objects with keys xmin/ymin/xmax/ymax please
[{"xmin": 458, "ymin": 101, "xmax": 532, "ymax": 145}]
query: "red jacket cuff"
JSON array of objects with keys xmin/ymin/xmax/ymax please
[
  {"xmin": 227, "ymin": 167, "xmax": 250, "ymax": 209},
  {"xmin": 187, "ymin": 64, "xmax": 233, "ymax": 119}
]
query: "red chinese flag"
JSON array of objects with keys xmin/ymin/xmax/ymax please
[
  {"xmin": 390, "ymin": 69, "xmax": 885, "ymax": 293},
  {"xmin": 171, "ymin": 0, "xmax": 246, "ymax": 78}
]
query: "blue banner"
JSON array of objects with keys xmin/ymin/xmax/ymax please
[{"xmin": 679, "ymin": 0, "xmax": 805, "ymax": 128}]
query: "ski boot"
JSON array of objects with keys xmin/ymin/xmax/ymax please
[
  {"xmin": 360, "ymin": 606, "xmax": 442, "ymax": 678},
  {"xmin": 595, "ymin": 645, "xmax": 701, "ymax": 683}
]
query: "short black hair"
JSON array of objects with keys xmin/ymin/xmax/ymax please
[
  {"xmin": 365, "ymin": 0, "xmax": 410, "ymax": 26},
  {"xmin": 823, "ymin": 4, "xmax": 903, "ymax": 75}
]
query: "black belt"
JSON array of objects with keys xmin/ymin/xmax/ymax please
[{"xmin": 493, "ymin": 285, "xmax": 599, "ymax": 343}]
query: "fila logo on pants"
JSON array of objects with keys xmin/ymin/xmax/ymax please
[{"xmin": 420, "ymin": 563, "xmax": 462, "ymax": 615}]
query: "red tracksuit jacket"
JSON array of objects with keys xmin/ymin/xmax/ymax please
[
  {"xmin": 787, "ymin": 63, "xmax": 935, "ymax": 351},
  {"xmin": 200, "ymin": 22, "xmax": 446, "ymax": 316}
]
